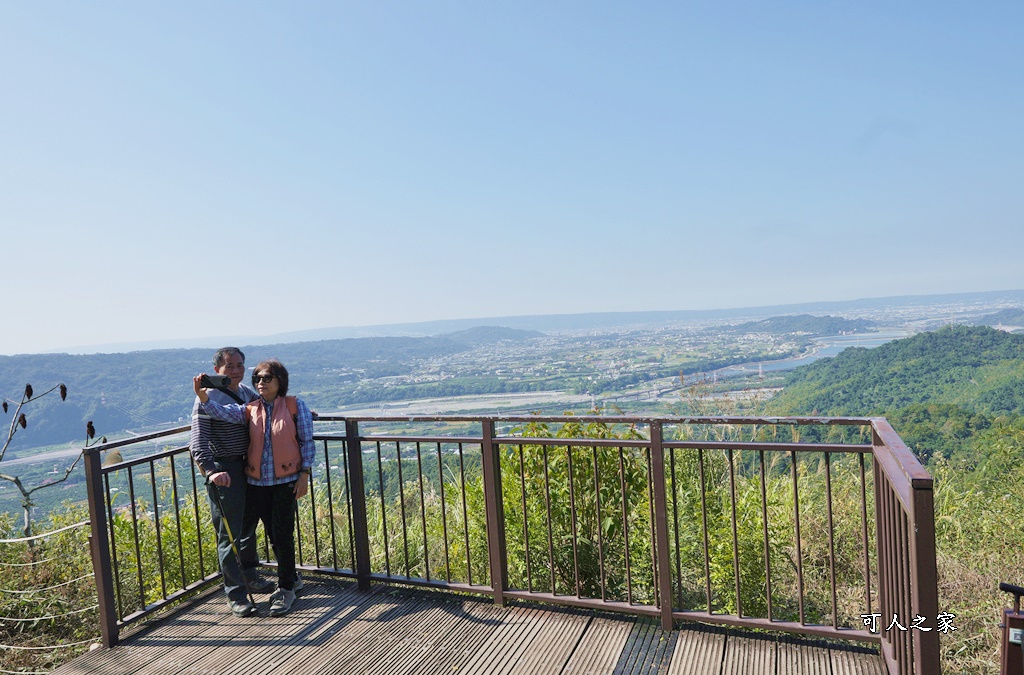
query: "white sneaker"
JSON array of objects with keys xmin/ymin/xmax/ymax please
[
  {"xmin": 269, "ymin": 588, "xmax": 296, "ymax": 617},
  {"xmin": 292, "ymin": 573, "xmax": 304, "ymax": 593}
]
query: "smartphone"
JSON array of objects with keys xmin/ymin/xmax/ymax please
[{"xmin": 200, "ymin": 374, "xmax": 232, "ymax": 389}]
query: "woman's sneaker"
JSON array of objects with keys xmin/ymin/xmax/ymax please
[
  {"xmin": 292, "ymin": 573, "xmax": 304, "ymax": 593},
  {"xmin": 268, "ymin": 588, "xmax": 296, "ymax": 617}
]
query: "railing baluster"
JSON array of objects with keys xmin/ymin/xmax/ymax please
[
  {"xmin": 759, "ymin": 449, "xmax": 772, "ymax": 622},
  {"xmin": 567, "ymin": 444, "xmax": 580, "ymax": 597},
  {"xmin": 622, "ymin": 446, "xmax": 636, "ymax": 606},
  {"xmin": 416, "ymin": 441, "xmax": 429, "ymax": 581},
  {"xmin": 149, "ymin": 462, "xmax": 167, "ymax": 600},
  {"xmin": 592, "ymin": 445, "xmax": 605, "ymax": 602},
  {"xmin": 375, "ymin": 439, "xmax": 390, "ymax": 577},
  {"xmin": 169, "ymin": 458, "xmax": 186, "ymax": 590},
  {"xmin": 671, "ymin": 448, "xmax": 679, "ymax": 614},
  {"xmin": 791, "ymin": 449, "xmax": 805, "ymax": 625},
  {"xmin": 126, "ymin": 466, "xmax": 146, "ymax": 610},
  {"xmin": 698, "ymin": 448, "xmax": 712, "ymax": 613},
  {"xmin": 825, "ymin": 451, "xmax": 837, "ymax": 629},
  {"xmin": 104, "ymin": 472, "xmax": 125, "ymax": 622},
  {"xmin": 728, "ymin": 448, "xmax": 741, "ymax": 618},
  {"xmin": 396, "ymin": 441, "xmax": 410, "ymax": 577},
  {"xmin": 519, "ymin": 444, "xmax": 532, "ymax": 592},
  {"xmin": 542, "ymin": 445, "xmax": 555, "ymax": 595},
  {"xmin": 323, "ymin": 440, "xmax": 338, "ymax": 571},
  {"xmin": 859, "ymin": 452, "xmax": 871, "ymax": 617},
  {"xmin": 189, "ymin": 463, "xmax": 205, "ymax": 578},
  {"xmin": 458, "ymin": 442, "xmax": 471, "ymax": 586},
  {"xmin": 308, "ymin": 462, "xmax": 321, "ymax": 569},
  {"xmin": 436, "ymin": 442, "xmax": 451, "ymax": 583},
  {"xmin": 646, "ymin": 446, "xmax": 658, "ymax": 608},
  {"xmin": 340, "ymin": 433, "xmax": 355, "ymax": 572}
]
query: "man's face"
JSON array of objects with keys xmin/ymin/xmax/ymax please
[{"xmin": 214, "ymin": 353, "xmax": 245, "ymax": 391}]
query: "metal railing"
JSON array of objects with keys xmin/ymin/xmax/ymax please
[{"xmin": 82, "ymin": 414, "xmax": 939, "ymax": 674}]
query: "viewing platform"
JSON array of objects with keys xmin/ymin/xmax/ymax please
[
  {"xmin": 67, "ymin": 414, "xmax": 939, "ymax": 674},
  {"xmin": 55, "ymin": 576, "xmax": 885, "ymax": 674}
]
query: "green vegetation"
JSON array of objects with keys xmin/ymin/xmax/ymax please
[
  {"xmin": 974, "ymin": 308, "xmax": 1024, "ymax": 327},
  {"xmin": 6, "ymin": 322, "xmax": 1024, "ymax": 672},
  {"xmin": 769, "ymin": 324, "xmax": 1024, "ymax": 672}
]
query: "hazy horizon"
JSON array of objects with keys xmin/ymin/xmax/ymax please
[{"xmin": 7, "ymin": 287, "xmax": 1021, "ymax": 357}]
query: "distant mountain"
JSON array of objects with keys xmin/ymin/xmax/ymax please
[
  {"xmin": 49, "ymin": 289, "xmax": 1024, "ymax": 355},
  {"xmin": 728, "ymin": 314, "xmax": 875, "ymax": 336},
  {"xmin": 770, "ymin": 325, "xmax": 1024, "ymax": 417},
  {"xmin": 0, "ymin": 327, "xmax": 539, "ymax": 455}
]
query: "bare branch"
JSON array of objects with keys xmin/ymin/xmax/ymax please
[{"xmin": 26, "ymin": 450, "xmax": 86, "ymax": 498}]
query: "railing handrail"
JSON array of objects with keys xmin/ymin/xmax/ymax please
[
  {"xmin": 80, "ymin": 413, "xmax": 939, "ymax": 674},
  {"xmin": 314, "ymin": 413, "xmax": 877, "ymax": 425}
]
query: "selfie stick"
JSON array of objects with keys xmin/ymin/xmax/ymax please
[{"xmin": 207, "ymin": 478, "xmax": 257, "ymax": 608}]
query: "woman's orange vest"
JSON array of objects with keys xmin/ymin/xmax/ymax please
[{"xmin": 245, "ymin": 396, "xmax": 302, "ymax": 480}]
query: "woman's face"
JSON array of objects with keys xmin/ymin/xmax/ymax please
[{"xmin": 254, "ymin": 370, "xmax": 280, "ymax": 401}]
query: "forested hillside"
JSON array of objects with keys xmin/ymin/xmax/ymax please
[
  {"xmin": 974, "ymin": 307, "xmax": 1024, "ymax": 326},
  {"xmin": 728, "ymin": 314, "xmax": 875, "ymax": 335},
  {"xmin": 0, "ymin": 327, "xmax": 541, "ymax": 454},
  {"xmin": 769, "ymin": 325, "xmax": 1024, "ymax": 461}
]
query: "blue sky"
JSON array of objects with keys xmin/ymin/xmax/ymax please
[{"xmin": 2, "ymin": 2, "xmax": 1021, "ymax": 355}]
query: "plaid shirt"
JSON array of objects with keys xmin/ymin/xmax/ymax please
[{"xmin": 200, "ymin": 396, "xmax": 315, "ymax": 486}]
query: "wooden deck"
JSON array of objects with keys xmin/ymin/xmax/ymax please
[{"xmin": 53, "ymin": 575, "xmax": 885, "ymax": 674}]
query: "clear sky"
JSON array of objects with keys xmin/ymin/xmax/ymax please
[{"xmin": 2, "ymin": 2, "xmax": 1021, "ymax": 356}]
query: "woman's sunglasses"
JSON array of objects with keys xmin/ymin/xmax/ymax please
[{"xmin": 254, "ymin": 374, "xmax": 275, "ymax": 383}]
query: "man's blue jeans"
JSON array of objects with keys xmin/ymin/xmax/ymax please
[{"xmin": 206, "ymin": 458, "xmax": 260, "ymax": 603}]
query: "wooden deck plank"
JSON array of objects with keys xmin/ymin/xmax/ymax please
[
  {"xmin": 507, "ymin": 607, "xmax": 591, "ymax": 674},
  {"xmin": 778, "ymin": 636, "xmax": 831, "ymax": 675},
  {"xmin": 459, "ymin": 604, "xmax": 549, "ymax": 674},
  {"xmin": 668, "ymin": 624, "xmax": 727, "ymax": 675},
  {"xmin": 52, "ymin": 577, "xmax": 887, "ymax": 675},
  {"xmin": 561, "ymin": 615, "xmax": 634, "ymax": 675},
  {"xmin": 830, "ymin": 644, "xmax": 887, "ymax": 675},
  {"xmin": 720, "ymin": 633, "xmax": 777, "ymax": 675},
  {"xmin": 413, "ymin": 596, "xmax": 511, "ymax": 675}
]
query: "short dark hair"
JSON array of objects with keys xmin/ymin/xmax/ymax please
[
  {"xmin": 213, "ymin": 347, "xmax": 245, "ymax": 368},
  {"xmin": 252, "ymin": 359, "xmax": 289, "ymax": 397}
]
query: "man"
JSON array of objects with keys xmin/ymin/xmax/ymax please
[{"xmin": 190, "ymin": 347, "xmax": 274, "ymax": 617}]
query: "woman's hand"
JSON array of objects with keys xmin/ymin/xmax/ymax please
[
  {"xmin": 193, "ymin": 375, "xmax": 210, "ymax": 403},
  {"xmin": 293, "ymin": 472, "xmax": 309, "ymax": 499}
]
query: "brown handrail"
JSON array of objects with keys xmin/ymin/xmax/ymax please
[{"xmin": 81, "ymin": 414, "xmax": 939, "ymax": 673}]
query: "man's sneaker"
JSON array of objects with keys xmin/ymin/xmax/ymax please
[
  {"xmin": 228, "ymin": 599, "xmax": 256, "ymax": 617},
  {"xmin": 245, "ymin": 573, "xmax": 276, "ymax": 594},
  {"xmin": 268, "ymin": 588, "xmax": 296, "ymax": 617}
]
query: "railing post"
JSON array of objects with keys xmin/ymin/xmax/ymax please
[
  {"xmin": 346, "ymin": 420, "xmax": 372, "ymax": 590},
  {"xmin": 911, "ymin": 481, "xmax": 940, "ymax": 674},
  {"xmin": 480, "ymin": 420, "xmax": 507, "ymax": 605},
  {"xmin": 649, "ymin": 421, "xmax": 674, "ymax": 631},
  {"xmin": 83, "ymin": 446, "xmax": 117, "ymax": 647}
]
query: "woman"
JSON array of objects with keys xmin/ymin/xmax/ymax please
[{"xmin": 193, "ymin": 358, "xmax": 314, "ymax": 617}]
